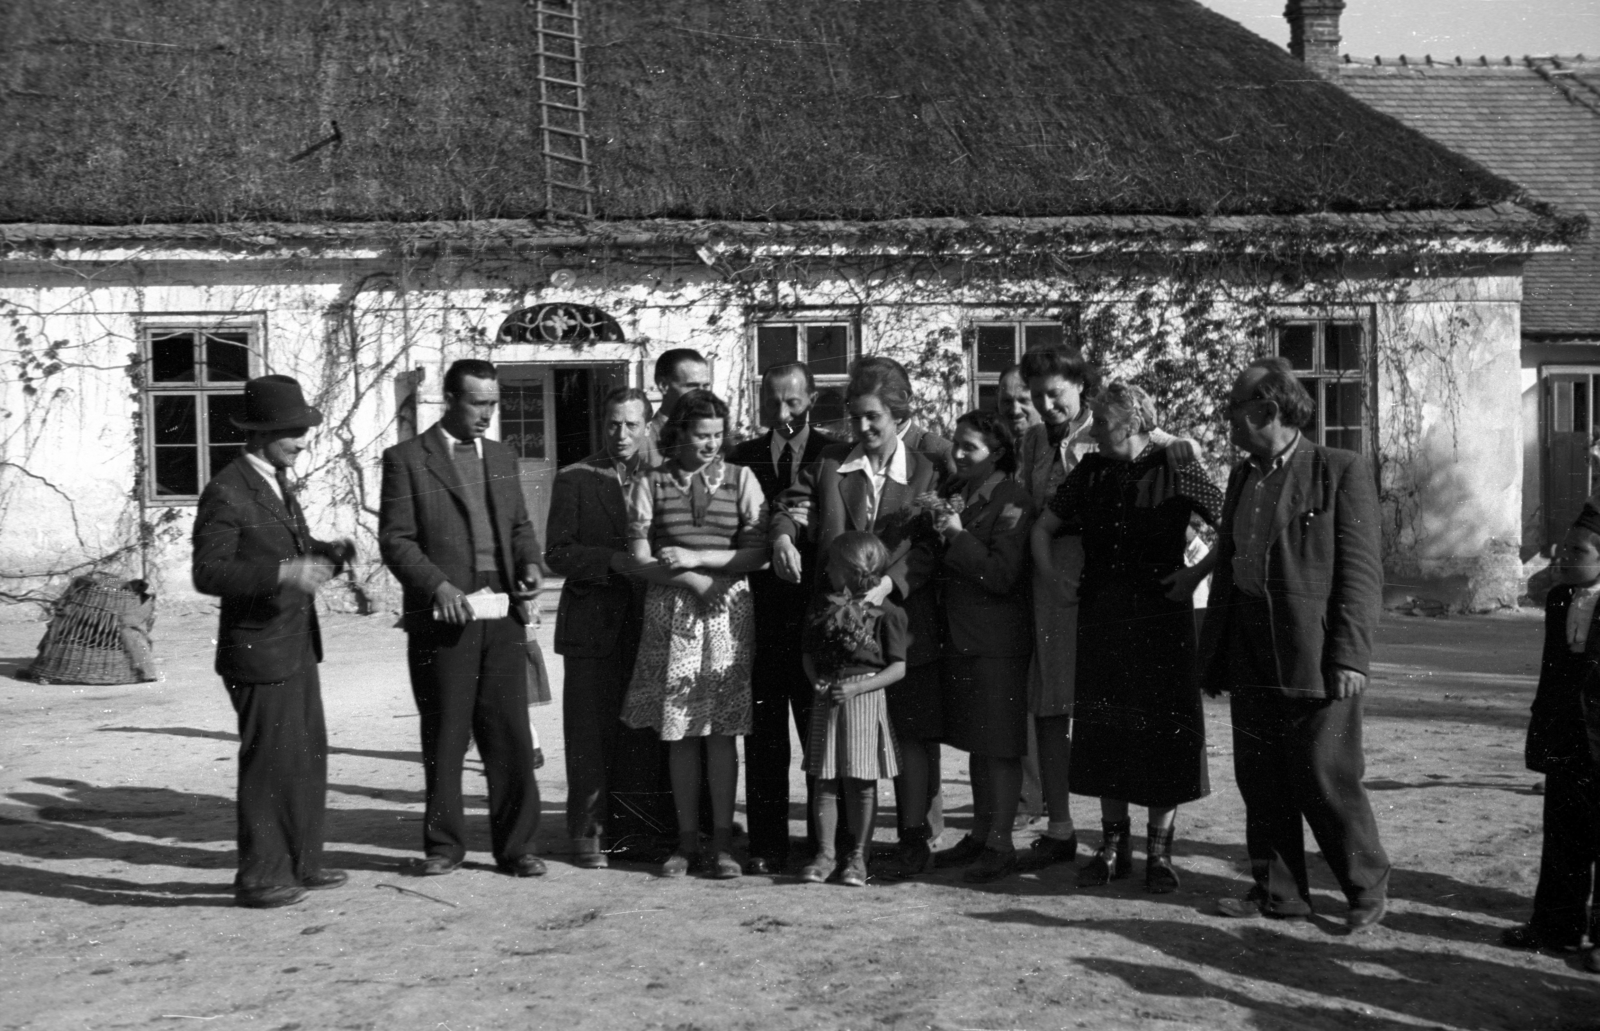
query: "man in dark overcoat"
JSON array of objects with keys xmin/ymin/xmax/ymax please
[
  {"xmin": 727, "ymin": 361, "xmax": 837, "ymax": 873},
  {"xmin": 192, "ymin": 375, "xmax": 354, "ymax": 909},
  {"xmin": 545, "ymin": 386, "xmax": 674, "ymax": 866},
  {"xmin": 1200, "ymin": 356, "xmax": 1390, "ymax": 929},
  {"xmin": 379, "ymin": 358, "xmax": 546, "ymax": 878}
]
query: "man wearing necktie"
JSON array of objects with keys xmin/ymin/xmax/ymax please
[
  {"xmin": 727, "ymin": 361, "xmax": 838, "ymax": 873},
  {"xmin": 379, "ymin": 358, "xmax": 546, "ymax": 878},
  {"xmin": 192, "ymin": 375, "xmax": 355, "ymax": 909}
]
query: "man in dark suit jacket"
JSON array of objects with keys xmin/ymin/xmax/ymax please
[
  {"xmin": 545, "ymin": 386, "xmax": 674, "ymax": 866},
  {"xmin": 379, "ymin": 358, "xmax": 546, "ymax": 878},
  {"xmin": 726, "ymin": 362, "xmax": 838, "ymax": 873},
  {"xmin": 192, "ymin": 375, "xmax": 353, "ymax": 909},
  {"xmin": 1199, "ymin": 356, "xmax": 1390, "ymax": 929}
]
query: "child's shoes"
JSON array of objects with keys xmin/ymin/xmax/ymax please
[{"xmin": 839, "ymin": 852, "xmax": 868, "ymax": 887}]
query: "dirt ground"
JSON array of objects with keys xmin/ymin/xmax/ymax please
[{"xmin": 3, "ymin": 603, "xmax": 1599, "ymax": 1031}]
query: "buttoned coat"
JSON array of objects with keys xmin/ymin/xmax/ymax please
[
  {"xmin": 1198, "ymin": 442, "xmax": 1383, "ymax": 698},
  {"xmin": 938, "ymin": 477, "xmax": 1035, "ymax": 658},
  {"xmin": 379, "ymin": 425, "xmax": 542, "ymax": 634},
  {"xmin": 543, "ymin": 454, "xmax": 645, "ymax": 658},
  {"xmin": 192, "ymin": 456, "xmax": 343, "ymax": 683},
  {"xmin": 773, "ymin": 441, "xmax": 943, "ymax": 667}
]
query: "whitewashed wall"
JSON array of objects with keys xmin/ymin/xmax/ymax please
[{"xmin": 0, "ymin": 245, "xmax": 1527, "ymax": 618}]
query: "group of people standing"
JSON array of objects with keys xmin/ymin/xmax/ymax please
[
  {"xmin": 539, "ymin": 344, "xmax": 1393, "ymax": 931},
  {"xmin": 192, "ymin": 342, "xmax": 1394, "ymax": 934}
]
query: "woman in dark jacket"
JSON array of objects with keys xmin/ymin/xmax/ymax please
[
  {"xmin": 770, "ymin": 356, "xmax": 946, "ymax": 878},
  {"xmin": 1032, "ymin": 381, "xmax": 1222, "ymax": 893},
  {"xmin": 931, "ymin": 409, "xmax": 1036, "ymax": 883}
]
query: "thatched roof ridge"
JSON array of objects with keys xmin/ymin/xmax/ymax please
[{"xmin": 0, "ymin": 0, "xmax": 1538, "ymax": 225}]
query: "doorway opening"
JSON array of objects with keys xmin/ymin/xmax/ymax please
[{"xmin": 497, "ymin": 362, "xmax": 630, "ymax": 541}]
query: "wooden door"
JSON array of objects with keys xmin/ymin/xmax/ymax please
[
  {"xmin": 497, "ymin": 366, "xmax": 558, "ymax": 548},
  {"xmin": 1546, "ymin": 368, "xmax": 1600, "ymax": 547}
]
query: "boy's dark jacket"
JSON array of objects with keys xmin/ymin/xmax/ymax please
[{"xmin": 1528, "ymin": 583, "xmax": 1600, "ymax": 775}]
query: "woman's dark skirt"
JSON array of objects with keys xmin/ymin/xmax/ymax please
[
  {"xmin": 940, "ymin": 654, "xmax": 1030, "ymax": 758},
  {"xmin": 1069, "ymin": 586, "xmax": 1209, "ymax": 808},
  {"xmin": 886, "ymin": 660, "xmax": 943, "ymax": 742}
]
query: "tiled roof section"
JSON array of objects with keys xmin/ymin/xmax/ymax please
[{"xmin": 1337, "ymin": 57, "xmax": 1600, "ymax": 336}]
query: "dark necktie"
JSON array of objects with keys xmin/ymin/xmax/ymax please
[
  {"xmin": 778, "ymin": 440, "xmax": 796, "ymax": 493},
  {"xmin": 275, "ymin": 467, "xmax": 309, "ymax": 548}
]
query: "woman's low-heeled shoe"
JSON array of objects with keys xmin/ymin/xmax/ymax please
[
  {"xmin": 1145, "ymin": 854, "xmax": 1180, "ymax": 894},
  {"xmin": 839, "ymin": 853, "xmax": 868, "ymax": 887},
  {"xmin": 660, "ymin": 851, "xmax": 695, "ymax": 878},
  {"xmin": 799, "ymin": 853, "xmax": 835, "ymax": 883},
  {"xmin": 1078, "ymin": 822, "xmax": 1133, "ymax": 887},
  {"xmin": 708, "ymin": 851, "xmax": 743, "ymax": 880}
]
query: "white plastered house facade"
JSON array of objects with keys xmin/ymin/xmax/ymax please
[{"xmin": 0, "ymin": 213, "xmax": 1556, "ymax": 618}]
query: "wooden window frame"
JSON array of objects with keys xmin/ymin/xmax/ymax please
[
  {"xmin": 967, "ymin": 318, "xmax": 1070, "ymax": 411},
  {"xmin": 1269, "ymin": 311, "xmax": 1377, "ymax": 455},
  {"xmin": 138, "ymin": 318, "xmax": 264, "ymax": 505},
  {"xmin": 748, "ymin": 317, "xmax": 859, "ymax": 430}
]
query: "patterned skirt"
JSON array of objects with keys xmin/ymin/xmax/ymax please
[
  {"xmin": 621, "ymin": 578, "xmax": 754, "ymax": 740},
  {"xmin": 806, "ymin": 679, "xmax": 900, "ymax": 781}
]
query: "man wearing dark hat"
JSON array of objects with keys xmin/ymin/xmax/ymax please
[
  {"xmin": 379, "ymin": 358, "xmax": 546, "ymax": 878},
  {"xmin": 192, "ymin": 374, "xmax": 355, "ymax": 909}
]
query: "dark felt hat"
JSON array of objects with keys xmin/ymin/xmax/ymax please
[{"xmin": 231, "ymin": 375, "xmax": 324, "ymax": 431}]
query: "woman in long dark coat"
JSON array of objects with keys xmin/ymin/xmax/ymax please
[{"xmin": 1031, "ymin": 380, "xmax": 1222, "ymax": 893}]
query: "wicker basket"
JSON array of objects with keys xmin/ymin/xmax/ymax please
[{"xmin": 21, "ymin": 574, "xmax": 158, "ymax": 685}]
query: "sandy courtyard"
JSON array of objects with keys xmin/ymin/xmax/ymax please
[{"xmin": 2, "ymin": 605, "xmax": 1599, "ymax": 1031}]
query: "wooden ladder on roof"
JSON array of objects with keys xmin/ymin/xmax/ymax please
[{"xmin": 535, "ymin": 0, "xmax": 595, "ymax": 218}]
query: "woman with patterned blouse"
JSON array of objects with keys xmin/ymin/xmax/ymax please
[
  {"xmin": 620, "ymin": 390, "xmax": 770, "ymax": 880},
  {"xmin": 1031, "ymin": 381, "xmax": 1223, "ymax": 894}
]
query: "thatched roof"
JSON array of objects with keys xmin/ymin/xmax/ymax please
[{"xmin": 0, "ymin": 0, "xmax": 1543, "ymax": 226}]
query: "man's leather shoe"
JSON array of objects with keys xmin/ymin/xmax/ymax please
[
  {"xmin": 302, "ymin": 869, "xmax": 348, "ymax": 890},
  {"xmin": 417, "ymin": 855, "xmax": 462, "ymax": 876},
  {"xmin": 572, "ymin": 851, "xmax": 608, "ymax": 870},
  {"xmin": 745, "ymin": 855, "xmax": 782, "ymax": 876},
  {"xmin": 1347, "ymin": 897, "xmax": 1387, "ymax": 931},
  {"xmin": 503, "ymin": 854, "xmax": 548, "ymax": 877},
  {"xmin": 236, "ymin": 885, "xmax": 307, "ymax": 909}
]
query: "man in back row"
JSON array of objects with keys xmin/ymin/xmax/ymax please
[{"xmin": 728, "ymin": 361, "xmax": 838, "ymax": 873}]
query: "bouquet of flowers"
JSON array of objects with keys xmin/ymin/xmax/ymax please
[{"xmin": 807, "ymin": 592, "xmax": 881, "ymax": 680}]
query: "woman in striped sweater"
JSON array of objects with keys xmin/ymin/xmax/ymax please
[{"xmin": 620, "ymin": 390, "xmax": 771, "ymax": 879}]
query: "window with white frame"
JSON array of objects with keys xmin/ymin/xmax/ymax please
[
  {"xmin": 969, "ymin": 320, "xmax": 1067, "ymax": 411},
  {"xmin": 1271, "ymin": 316, "xmax": 1372, "ymax": 454},
  {"xmin": 140, "ymin": 324, "xmax": 259, "ymax": 502},
  {"xmin": 751, "ymin": 320, "xmax": 856, "ymax": 427}
]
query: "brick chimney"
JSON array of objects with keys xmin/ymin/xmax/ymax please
[{"xmin": 1285, "ymin": 0, "xmax": 1346, "ymax": 78}]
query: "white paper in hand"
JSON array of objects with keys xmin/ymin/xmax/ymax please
[
  {"xmin": 433, "ymin": 588, "xmax": 510, "ymax": 622},
  {"xmin": 463, "ymin": 588, "xmax": 510, "ymax": 621}
]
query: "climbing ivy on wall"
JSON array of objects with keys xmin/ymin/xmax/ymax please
[{"xmin": 0, "ymin": 217, "xmax": 1518, "ymax": 610}]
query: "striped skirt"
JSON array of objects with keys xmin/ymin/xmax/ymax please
[{"xmin": 805, "ymin": 678, "xmax": 900, "ymax": 781}]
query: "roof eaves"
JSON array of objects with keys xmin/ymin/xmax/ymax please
[{"xmin": 0, "ymin": 207, "xmax": 1580, "ymax": 262}]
